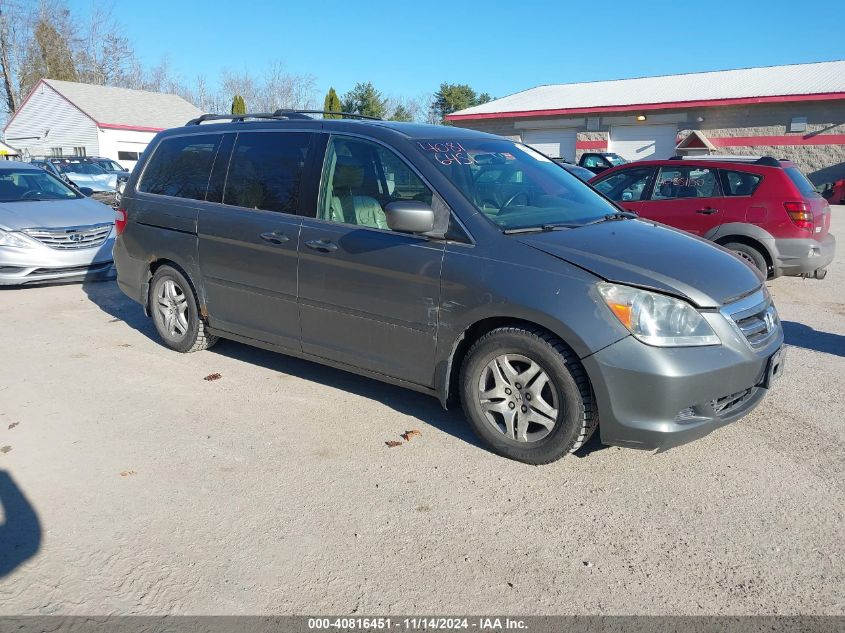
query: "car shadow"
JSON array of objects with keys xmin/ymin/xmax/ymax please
[
  {"xmin": 82, "ymin": 278, "xmax": 614, "ymax": 459},
  {"xmin": 0, "ymin": 471, "xmax": 41, "ymax": 578},
  {"xmin": 782, "ymin": 321, "xmax": 845, "ymax": 358}
]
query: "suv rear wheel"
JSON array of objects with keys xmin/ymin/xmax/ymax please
[
  {"xmin": 149, "ymin": 266, "xmax": 218, "ymax": 353},
  {"xmin": 460, "ymin": 326, "xmax": 597, "ymax": 464},
  {"xmin": 724, "ymin": 242, "xmax": 768, "ymax": 277}
]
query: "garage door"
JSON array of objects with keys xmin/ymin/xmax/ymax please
[
  {"xmin": 609, "ymin": 125, "xmax": 677, "ymax": 161},
  {"xmin": 522, "ymin": 129, "xmax": 577, "ymax": 161}
]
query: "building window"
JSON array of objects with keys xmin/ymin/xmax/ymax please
[
  {"xmin": 73, "ymin": 146, "xmax": 86, "ymax": 157},
  {"xmin": 50, "ymin": 147, "xmax": 63, "ymax": 157},
  {"xmin": 117, "ymin": 151, "xmax": 140, "ymax": 161}
]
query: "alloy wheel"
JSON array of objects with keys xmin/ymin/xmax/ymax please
[
  {"xmin": 477, "ymin": 354, "xmax": 559, "ymax": 442},
  {"xmin": 155, "ymin": 278, "xmax": 189, "ymax": 339}
]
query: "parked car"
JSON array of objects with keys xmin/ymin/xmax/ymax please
[
  {"xmin": 818, "ymin": 177, "xmax": 845, "ymax": 206},
  {"xmin": 552, "ymin": 159, "xmax": 596, "ymax": 181},
  {"xmin": 0, "ymin": 161, "xmax": 115, "ymax": 285},
  {"xmin": 114, "ymin": 113, "xmax": 784, "ymax": 464},
  {"xmin": 590, "ymin": 156, "xmax": 835, "ymax": 279},
  {"xmin": 30, "ymin": 158, "xmax": 120, "ymax": 207},
  {"xmin": 578, "ymin": 152, "xmax": 627, "ymax": 175},
  {"xmin": 87, "ymin": 156, "xmax": 129, "ymax": 174}
]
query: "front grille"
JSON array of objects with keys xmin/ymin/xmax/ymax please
[
  {"xmin": 722, "ymin": 289, "xmax": 780, "ymax": 349},
  {"xmin": 22, "ymin": 223, "xmax": 112, "ymax": 250},
  {"xmin": 710, "ymin": 388, "xmax": 754, "ymax": 416}
]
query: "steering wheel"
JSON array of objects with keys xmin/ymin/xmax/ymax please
[
  {"xmin": 20, "ymin": 190, "xmax": 42, "ymax": 200},
  {"xmin": 500, "ymin": 191, "xmax": 530, "ymax": 212}
]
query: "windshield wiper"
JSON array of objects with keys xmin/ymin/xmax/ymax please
[
  {"xmin": 580, "ymin": 211, "xmax": 638, "ymax": 226},
  {"xmin": 502, "ymin": 223, "xmax": 576, "ymax": 235}
]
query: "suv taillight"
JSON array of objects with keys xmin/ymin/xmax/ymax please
[
  {"xmin": 115, "ymin": 208, "xmax": 127, "ymax": 235},
  {"xmin": 784, "ymin": 201, "xmax": 813, "ymax": 230}
]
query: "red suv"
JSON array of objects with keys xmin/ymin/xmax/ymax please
[{"xmin": 590, "ymin": 156, "xmax": 835, "ymax": 279}]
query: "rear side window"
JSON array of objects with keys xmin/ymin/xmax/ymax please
[
  {"xmin": 720, "ymin": 170, "xmax": 762, "ymax": 196},
  {"xmin": 139, "ymin": 134, "xmax": 221, "ymax": 200},
  {"xmin": 223, "ymin": 132, "xmax": 312, "ymax": 213},
  {"xmin": 784, "ymin": 166, "xmax": 816, "ymax": 196}
]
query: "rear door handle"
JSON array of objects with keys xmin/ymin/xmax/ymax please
[
  {"xmin": 304, "ymin": 239, "xmax": 338, "ymax": 253},
  {"xmin": 696, "ymin": 208, "xmax": 719, "ymax": 215},
  {"xmin": 259, "ymin": 231, "xmax": 290, "ymax": 244}
]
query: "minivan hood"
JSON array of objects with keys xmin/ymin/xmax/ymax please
[
  {"xmin": 518, "ymin": 219, "xmax": 762, "ymax": 308},
  {"xmin": 0, "ymin": 197, "xmax": 116, "ymax": 231}
]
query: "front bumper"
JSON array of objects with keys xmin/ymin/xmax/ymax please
[
  {"xmin": 0, "ymin": 237, "xmax": 115, "ymax": 286},
  {"xmin": 772, "ymin": 233, "xmax": 835, "ymax": 277},
  {"xmin": 582, "ymin": 306, "xmax": 783, "ymax": 451}
]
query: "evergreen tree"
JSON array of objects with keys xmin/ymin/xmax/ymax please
[
  {"xmin": 231, "ymin": 94, "xmax": 246, "ymax": 115},
  {"xmin": 341, "ymin": 82, "xmax": 387, "ymax": 119},
  {"xmin": 323, "ymin": 87, "xmax": 342, "ymax": 118}
]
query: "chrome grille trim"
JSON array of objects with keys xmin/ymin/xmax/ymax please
[
  {"xmin": 22, "ymin": 223, "xmax": 112, "ymax": 250},
  {"xmin": 720, "ymin": 287, "xmax": 780, "ymax": 350}
]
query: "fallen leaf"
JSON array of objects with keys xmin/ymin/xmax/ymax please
[
  {"xmin": 8, "ymin": 422, "xmax": 19, "ymax": 430},
  {"xmin": 0, "ymin": 445, "xmax": 11, "ymax": 454},
  {"xmin": 385, "ymin": 440, "xmax": 402, "ymax": 448},
  {"xmin": 118, "ymin": 344, "xmax": 131, "ymax": 348},
  {"xmin": 204, "ymin": 373, "xmax": 222, "ymax": 381},
  {"xmin": 401, "ymin": 429, "xmax": 422, "ymax": 442},
  {"xmin": 119, "ymin": 470, "xmax": 137, "ymax": 477}
]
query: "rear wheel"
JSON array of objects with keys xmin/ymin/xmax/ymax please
[
  {"xmin": 724, "ymin": 242, "xmax": 768, "ymax": 277},
  {"xmin": 460, "ymin": 326, "xmax": 597, "ymax": 464},
  {"xmin": 149, "ymin": 266, "xmax": 218, "ymax": 353}
]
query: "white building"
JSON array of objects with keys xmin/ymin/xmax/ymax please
[{"xmin": 3, "ymin": 79, "xmax": 203, "ymax": 169}]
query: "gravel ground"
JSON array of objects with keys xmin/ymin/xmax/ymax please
[{"xmin": 0, "ymin": 210, "xmax": 842, "ymax": 616}]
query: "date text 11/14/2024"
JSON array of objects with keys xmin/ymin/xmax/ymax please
[{"xmin": 307, "ymin": 617, "xmax": 528, "ymax": 630}]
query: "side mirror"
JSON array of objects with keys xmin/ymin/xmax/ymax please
[
  {"xmin": 384, "ymin": 200, "xmax": 435, "ymax": 234},
  {"xmin": 79, "ymin": 187, "xmax": 94, "ymax": 197}
]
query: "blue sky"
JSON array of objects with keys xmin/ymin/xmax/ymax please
[{"xmin": 71, "ymin": 0, "xmax": 844, "ymax": 102}]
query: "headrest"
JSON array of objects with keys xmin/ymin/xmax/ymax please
[{"xmin": 333, "ymin": 155, "xmax": 364, "ymax": 189}]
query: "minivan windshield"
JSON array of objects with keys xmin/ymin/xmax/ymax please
[
  {"xmin": 415, "ymin": 138, "xmax": 619, "ymax": 230},
  {"xmin": 0, "ymin": 168, "xmax": 80, "ymax": 202}
]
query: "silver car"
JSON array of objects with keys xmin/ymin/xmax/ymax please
[{"xmin": 0, "ymin": 161, "xmax": 115, "ymax": 285}]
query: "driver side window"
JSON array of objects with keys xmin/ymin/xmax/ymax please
[{"xmin": 318, "ymin": 137, "xmax": 433, "ymax": 231}]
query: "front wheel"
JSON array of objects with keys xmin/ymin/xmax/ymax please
[
  {"xmin": 149, "ymin": 266, "xmax": 218, "ymax": 353},
  {"xmin": 460, "ymin": 326, "xmax": 597, "ymax": 464}
]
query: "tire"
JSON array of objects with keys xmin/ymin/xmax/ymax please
[
  {"xmin": 724, "ymin": 242, "xmax": 768, "ymax": 278},
  {"xmin": 460, "ymin": 325, "xmax": 597, "ymax": 465},
  {"xmin": 149, "ymin": 265, "xmax": 218, "ymax": 353}
]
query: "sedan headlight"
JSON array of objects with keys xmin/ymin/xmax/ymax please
[
  {"xmin": 597, "ymin": 282, "xmax": 720, "ymax": 347},
  {"xmin": 0, "ymin": 229, "xmax": 34, "ymax": 248}
]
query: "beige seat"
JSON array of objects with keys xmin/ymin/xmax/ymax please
[{"xmin": 328, "ymin": 156, "xmax": 388, "ymax": 230}]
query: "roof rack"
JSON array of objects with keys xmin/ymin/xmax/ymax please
[
  {"xmin": 185, "ymin": 109, "xmax": 381, "ymax": 126},
  {"xmin": 667, "ymin": 155, "xmax": 782, "ymax": 167}
]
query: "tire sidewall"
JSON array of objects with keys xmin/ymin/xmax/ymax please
[
  {"xmin": 149, "ymin": 267, "xmax": 201, "ymax": 353},
  {"xmin": 726, "ymin": 242, "xmax": 768, "ymax": 277},
  {"xmin": 460, "ymin": 330, "xmax": 586, "ymax": 464}
]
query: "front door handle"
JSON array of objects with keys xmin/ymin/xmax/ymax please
[
  {"xmin": 304, "ymin": 239, "xmax": 338, "ymax": 253},
  {"xmin": 696, "ymin": 208, "xmax": 719, "ymax": 215},
  {"xmin": 259, "ymin": 231, "xmax": 290, "ymax": 245}
]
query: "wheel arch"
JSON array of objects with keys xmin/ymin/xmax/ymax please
[
  {"xmin": 438, "ymin": 316, "xmax": 589, "ymax": 409},
  {"xmin": 712, "ymin": 234, "xmax": 773, "ymax": 274},
  {"xmin": 144, "ymin": 258, "xmax": 207, "ymax": 318}
]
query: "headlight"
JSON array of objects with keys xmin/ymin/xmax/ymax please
[
  {"xmin": 597, "ymin": 282, "xmax": 720, "ymax": 347},
  {"xmin": 0, "ymin": 229, "xmax": 34, "ymax": 248}
]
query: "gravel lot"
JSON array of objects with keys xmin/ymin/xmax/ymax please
[{"xmin": 0, "ymin": 210, "xmax": 843, "ymax": 616}]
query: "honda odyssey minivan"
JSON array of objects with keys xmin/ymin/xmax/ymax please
[{"xmin": 113, "ymin": 112, "xmax": 785, "ymax": 464}]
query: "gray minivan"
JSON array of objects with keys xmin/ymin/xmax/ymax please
[{"xmin": 113, "ymin": 112, "xmax": 785, "ymax": 464}]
